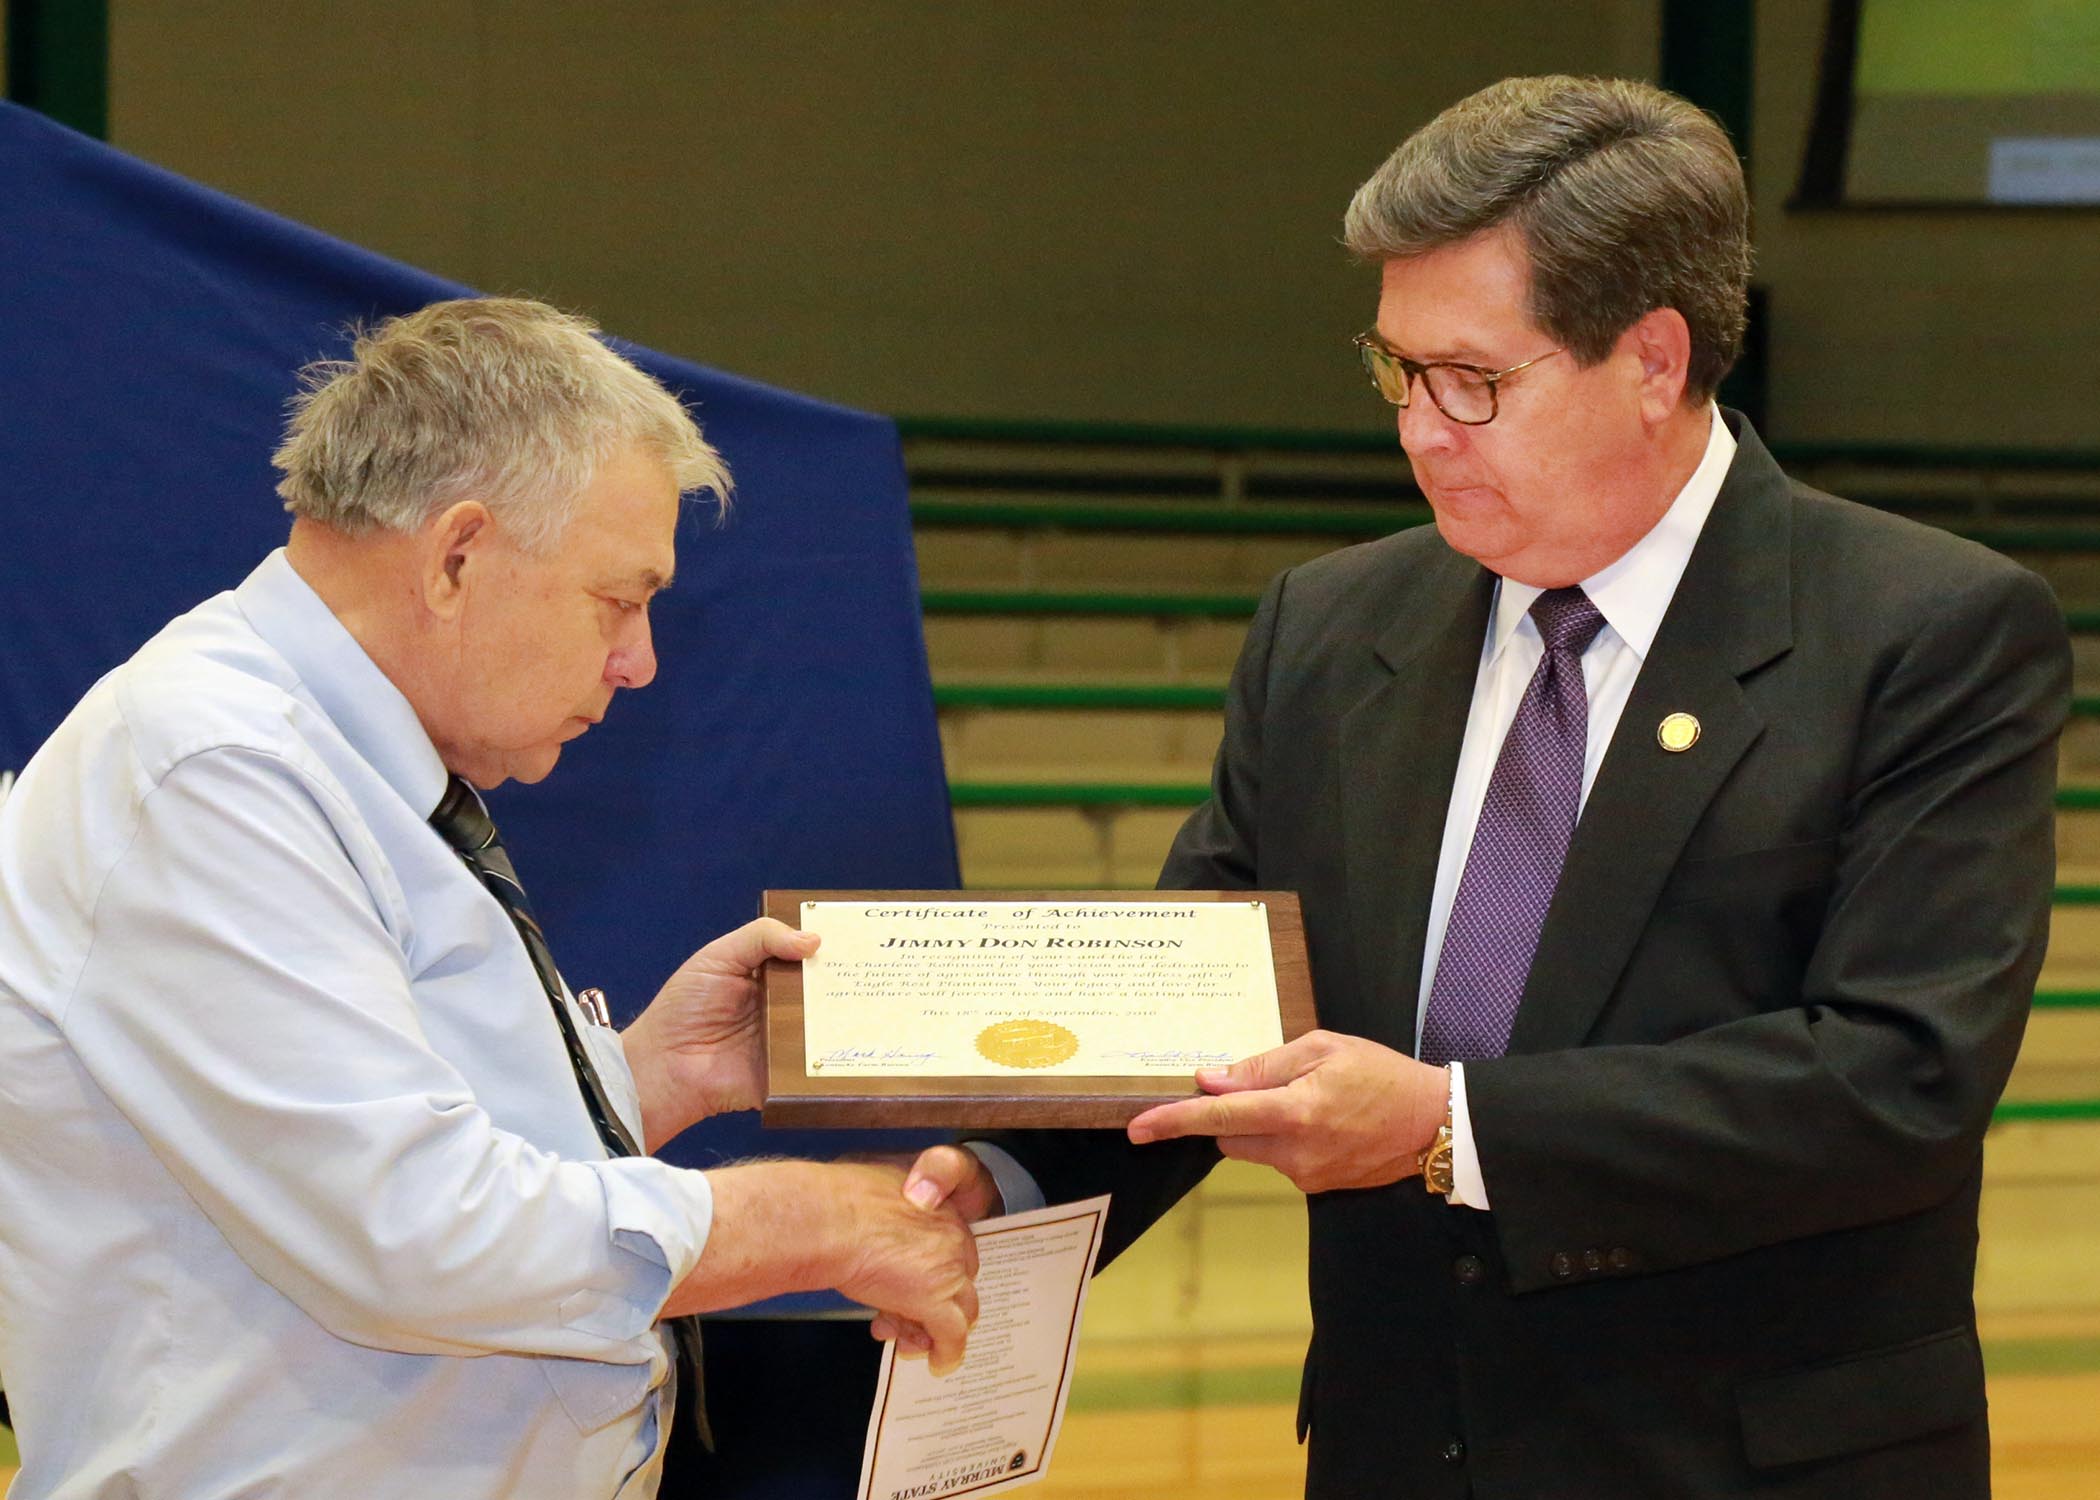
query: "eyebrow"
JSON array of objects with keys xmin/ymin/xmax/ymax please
[
  {"xmin": 603, "ymin": 569, "xmax": 674, "ymax": 595},
  {"xmin": 1371, "ymin": 332, "xmax": 1498, "ymax": 365}
]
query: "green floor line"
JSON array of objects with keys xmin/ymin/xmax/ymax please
[
  {"xmin": 949, "ymin": 782, "xmax": 1211, "ymax": 808},
  {"xmin": 898, "ymin": 413, "xmax": 1400, "ymax": 453},
  {"xmin": 922, "ymin": 592, "xmax": 2100, "ymax": 633},
  {"xmin": 1064, "ymin": 1338, "xmax": 2100, "ymax": 1412},
  {"xmin": 934, "ymin": 684, "xmax": 2100, "ymax": 718},
  {"xmin": 910, "ymin": 495, "xmax": 2100, "ymax": 552},
  {"xmin": 898, "ymin": 415, "xmax": 2100, "ymax": 472},
  {"xmin": 1982, "ymin": 1337, "xmax": 2100, "ymax": 1376},
  {"xmin": 921, "ymin": 589, "xmax": 1263, "ymax": 618},
  {"xmin": 1067, "ymin": 1363, "xmax": 1301, "ymax": 1413},
  {"xmin": 936, "ymin": 684, "xmax": 1226, "ymax": 711},
  {"xmin": 911, "ymin": 497, "xmax": 1432, "ymax": 537},
  {"xmin": 1935, "ymin": 527, "xmax": 2100, "ymax": 554},
  {"xmin": 1994, "ymin": 1099, "xmax": 2100, "ymax": 1122},
  {"xmin": 942, "ymin": 781, "xmax": 2100, "ymax": 815},
  {"xmin": 2035, "ymin": 990, "xmax": 2100, "ymax": 1009}
]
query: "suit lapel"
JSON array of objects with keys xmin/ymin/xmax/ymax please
[
  {"xmin": 1339, "ymin": 550, "xmax": 1495, "ymax": 1049},
  {"xmin": 1509, "ymin": 413, "xmax": 1796, "ymax": 1053}
]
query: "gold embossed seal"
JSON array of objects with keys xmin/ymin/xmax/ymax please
[{"xmin": 975, "ymin": 1019, "xmax": 1080, "ymax": 1069}]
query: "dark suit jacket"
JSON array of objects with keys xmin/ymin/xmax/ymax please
[{"xmin": 987, "ymin": 414, "xmax": 2069, "ymax": 1498}]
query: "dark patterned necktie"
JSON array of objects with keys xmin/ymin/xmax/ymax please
[
  {"xmin": 1419, "ymin": 587, "xmax": 1606, "ymax": 1068},
  {"xmin": 430, "ymin": 775, "xmax": 712, "ymax": 1453}
]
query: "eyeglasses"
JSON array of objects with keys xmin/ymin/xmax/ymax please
[{"xmin": 1352, "ymin": 334, "xmax": 1566, "ymax": 426}]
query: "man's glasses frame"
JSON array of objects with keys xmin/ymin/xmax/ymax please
[{"xmin": 1352, "ymin": 334, "xmax": 1566, "ymax": 426}]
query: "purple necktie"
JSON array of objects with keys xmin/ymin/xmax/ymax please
[{"xmin": 1419, "ymin": 586, "xmax": 1606, "ymax": 1067}]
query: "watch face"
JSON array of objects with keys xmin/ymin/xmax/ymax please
[{"xmin": 1420, "ymin": 1126, "xmax": 1456, "ymax": 1195}]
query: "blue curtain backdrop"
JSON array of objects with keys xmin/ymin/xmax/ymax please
[{"xmin": 0, "ymin": 100, "xmax": 957, "ymax": 1468}]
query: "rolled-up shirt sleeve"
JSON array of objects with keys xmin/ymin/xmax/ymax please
[{"xmin": 61, "ymin": 745, "xmax": 708, "ymax": 1364}]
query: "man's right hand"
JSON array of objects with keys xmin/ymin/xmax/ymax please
[
  {"xmin": 868, "ymin": 1145, "xmax": 1004, "ymax": 1357},
  {"xmin": 827, "ymin": 1161, "xmax": 982, "ymax": 1373},
  {"xmin": 900, "ymin": 1144, "xmax": 1005, "ymax": 1222},
  {"xmin": 665, "ymin": 1159, "xmax": 981, "ymax": 1373}
]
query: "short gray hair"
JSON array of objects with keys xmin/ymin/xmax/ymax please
[
  {"xmin": 273, "ymin": 297, "xmax": 730, "ymax": 550},
  {"xmin": 1343, "ymin": 75, "xmax": 1751, "ymax": 401}
]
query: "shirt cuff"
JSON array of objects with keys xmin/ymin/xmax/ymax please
[
  {"xmin": 962, "ymin": 1141, "xmax": 1045, "ymax": 1215},
  {"xmin": 1447, "ymin": 1062, "xmax": 1490, "ymax": 1211},
  {"xmin": 543, "ymin": 1162, "xmax": 710, "ymax": 1435},
  {"xmin": 569, "ymin": 1160, "xmax": 716, "ymax": 1340}
]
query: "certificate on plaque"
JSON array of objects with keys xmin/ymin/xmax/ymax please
[{"xmin": 759, "ymin": 890, "xmax": 1315, "ymax": 1127}]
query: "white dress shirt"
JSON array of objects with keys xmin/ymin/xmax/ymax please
[
  {"xmin": 0, "ymin": 551, "xmax": 712, "ymax": 1499},
  {"xmin": 1435, "ymin": 406, "xmax": 1735, "ymax": 1206}
]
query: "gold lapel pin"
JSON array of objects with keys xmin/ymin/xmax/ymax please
[{"xmin": 1657, "ymin": 712, "xmax": 1701, "ymax": 753}]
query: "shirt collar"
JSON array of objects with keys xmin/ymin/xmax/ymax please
[
  {"xmin": 1487, "ymin": 404, "xmax": 1736, "ymax": 664},
  {"xmin": 233, "ymin": 549, "xmax": 451, "ymax": 817}
]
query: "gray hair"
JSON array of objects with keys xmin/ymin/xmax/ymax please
[
  {"xmin": 273, "ymin": 297, "xmax": 730, "ymax": 550},
  {"xmin": 1343, "ymin": 75, "xmax": 1751, "ymax": 401}
]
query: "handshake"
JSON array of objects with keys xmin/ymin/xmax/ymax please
[
  {"xmin": 659, "ymin": 1142, "xmax": 1004, "ymax": 1376},
  {"xmin": 629, "ymin": 918, "xmax": 1010, "ymax": 1373}
]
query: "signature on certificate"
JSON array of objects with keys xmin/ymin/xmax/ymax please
[
  {"xmin": 1102, "ymin": 1048, "xmax": 1236, "ymax": 1067},
  {"xmin": 811, "ymin": 1046, "xmax": 940, "ymax": 1072}
]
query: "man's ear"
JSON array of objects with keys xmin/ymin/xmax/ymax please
[
  {"xmin": 1624, "ymin": 306, "xmax": 1693, "ymax": 424},
  {"xmin": 421, "ymin": 500, "xmax": 495, "ymax": 621}
]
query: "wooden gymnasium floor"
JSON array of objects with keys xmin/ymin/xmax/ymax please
[
  {"xmin": 5, "ymin": 1303, "xmax": 2093, "ymax": 1493},
  {"xmin": 4, "ymin": 1353, "xmax": 2092, "ymax": 1496},
  {"xmin": 1027, "ymin": 1335, "xmax": 2100, "ymax": 1499}
]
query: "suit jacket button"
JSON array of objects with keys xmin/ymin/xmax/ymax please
[
  {"xmin": 1582, "ymin": 1248, "xmax": 1604, "ymax": 1273},
  {"xmin": 1608, "ymin": 1247, "xmax": 1634, "ymax": 1271},
  {"xmin": 1441, "ymin": 1438, "xmax": 1467, "ymax": 1464},
  {"xmin": 1453, "ymin": 1254, "xmax": 1485, "ymax": 1285},
  {"xmin": 1549, "ymin": 1251, "xmax": 1574, "ymax": 1279}
]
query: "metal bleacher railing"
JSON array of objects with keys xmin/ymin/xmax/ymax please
[{"xmin": 901, "ymin": 418, "xmax": 2100, "ymax": 1129}]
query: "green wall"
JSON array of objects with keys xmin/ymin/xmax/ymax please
[
  {"xmin": 31, "ymin": 0, "xmax": 2099, "ymax": 447},
  {"xmin": 101, "ymin": 0, "xmax": 1657, "ymax": 434}
]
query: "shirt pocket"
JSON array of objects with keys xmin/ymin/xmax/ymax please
[{"xmin": 541, "ymin": 1346, "xmax": 659, "ymax": 1435}]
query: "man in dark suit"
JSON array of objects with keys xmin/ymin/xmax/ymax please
[{"xmin": 906, "ymin": 75, "xmax": 2068, "ymax": 1496}]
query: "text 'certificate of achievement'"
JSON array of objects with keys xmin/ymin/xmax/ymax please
[
  {"xmin": 800, "ymin": 900, "xmax": 1282, "ymax": 1078},
  {"xmin": 857, "ymin": 1196, "xmax": 1110, "ymax": 1500}
]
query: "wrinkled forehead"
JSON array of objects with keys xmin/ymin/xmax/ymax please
[{"xmin": 556, "ymin": 446, "xmax": 683, "ymax": 583}]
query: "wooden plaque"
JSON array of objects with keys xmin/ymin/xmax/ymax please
[{"xmin": 759, "ymin": 889, "xmax": 1315, "ymax": 1128}]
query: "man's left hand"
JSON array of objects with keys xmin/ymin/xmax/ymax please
[
  {"xmin": 623, "ymin": 917, "xmax": 819, "ymax": 1150},
  {"xmin": 1124, "ymin": 1030, "xmax": 1449, "ymax": 1195}
]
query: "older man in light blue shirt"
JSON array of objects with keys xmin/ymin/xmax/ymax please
[{"xmin": 0, "ymin": 298, "xmax": 983, "ymax": 1499}]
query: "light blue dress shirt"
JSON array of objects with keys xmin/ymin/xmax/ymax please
[{"xmin": 0, "ymin": 551, "xmax": 713, "ymax": 1499}]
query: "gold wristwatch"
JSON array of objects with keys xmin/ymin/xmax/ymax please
[{"xmin": 1418, "ymin": 1096, "xmax": 1456, "ymax": 1197}]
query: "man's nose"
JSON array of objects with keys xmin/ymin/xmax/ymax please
[
  {"xmin": 605, "ymin": 617, "xmax": 658, "ymax": 690},
  {"xmin": 1396, "ymin": 389, "xmax": 1460, "ymax": 459}
]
